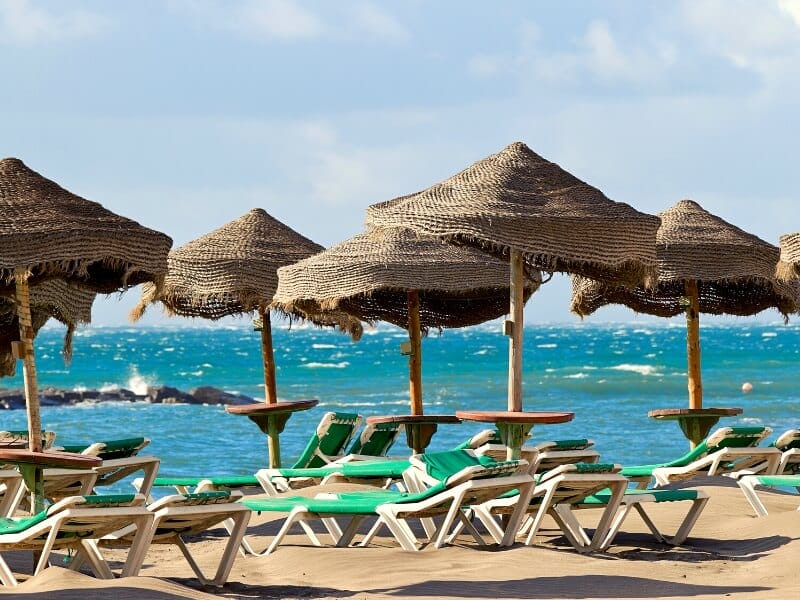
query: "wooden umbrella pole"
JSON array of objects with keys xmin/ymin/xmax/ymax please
[
  {"xmin": 258, "ymin": 305, "xmax": 281, "ymax": 468},
  {"xmin": 407, "ymin": 290, "xmax": 423, "ymax": 416},
  {"xmin": 507, "ymin": 250, "xmax": 524, "ymax": 412},
  {"xmin": 15, "ymin": 273, "xmax": 45, "ymax": 515},
  {"xmin": 685, "ymin": 279, "xmax": 703, "ymax": 410}
]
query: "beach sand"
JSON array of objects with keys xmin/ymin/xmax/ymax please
[{"xmin": 2, "ymin": 478, "xmax": 798, "ymax": 599}]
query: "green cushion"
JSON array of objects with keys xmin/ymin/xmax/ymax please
[
  {"xmin": 548, "ymin": 439, "xmax": 592, "ymax": 450},
  {"xmin": 0, "ymin": 511, "xmax": 49, "ymax": 535},
  {"xmin": 80, "ymin": 494, "xmax": 138, "ymax": 507},
  {"xmin": 746, "ymin": 475, "xmax": 800, "ymax": 487},
  {"xmin": 415, "ymin": 450, "xmax": 494, "ymax": 482},
  {"xmin": 348, "ymin": 423, "xmax": 401, "ymax": 457},
  {"xmin": 60, "ymin": 437, "xmax": 147, "ymax": 459},
  {"xmin": 581, "ymin": 488, "xmax": 701, "ymax": 506},
  {"xmin": 292, "ymin": 412, "xmax": 361, "ymax": 469},
  {"xmin": 153, "ymin": 475, "xmax": 259, "ymax": 488}
]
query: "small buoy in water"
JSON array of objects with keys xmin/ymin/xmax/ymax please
[{"xmin": 741, "ymin": 382, "xmax": 753, "ymax": 393}]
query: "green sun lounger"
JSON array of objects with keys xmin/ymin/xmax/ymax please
[
  {"xmin": 737, "ymin": 473, "xmax": 800, "ymax": 516},
  {"xmin": 570, "ymin": 487, "xmax": 710, "ymax": 549},
  {"xmin": 620, "ymin": 426, "xmax": 778, "ymax": 489},
  {"xmin": 0, "ymin": 493, "xmax": 153, "ymax": 587},
  {"xmin": 772, "ymin": 429, "xmax": 800, "ymax": 474},
  {"xmin": 148, "ymin": 411, "xmax": 364, "ymax": 494},
  {"xmin": 242, "ymin": 449, "xmax": 534, "ymax": 554}
]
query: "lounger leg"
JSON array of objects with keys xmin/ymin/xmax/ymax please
[
  {"xmin": 0, "ymin": 554, "xmax": 18, "ymax": 586},
  {"xmin": 78, "ymin": 540, "xmax": 115, "ymax": 579},
  {"xmin": 33, "ymin": 527, "xmax": 61, "ymax": 576},
  {"xmin": 524, "ymin": 484, "xmax": 560, "ymax": 546},
  {"xmin": 552, "ymin": 505, "xmax": 591, "ymax": 547},
  {"xmin": 358, "ymin": 518, "xmax": 385, "ymax": 547},
  {"xmin": 454, "ymin": 510, "xmax": 486, "ymax": 545},
  {"xmin": 336, "ymin": 516, "xmax": 365, "ymax": 547},
  {"xmin": 590, "ymin": 481, "xmax": 628, "ymax": 551},
  {"xmin": 667, "ymin": 495, "xmax": 709, "ymax": 545},
  {"xmin": 260, "ymin": 507, "xmax": 319, "ymax": 556},
  {"xmin": 121, "ymin": 513, "xmax": 157, "ymax": 577},
  {"xmin": 739, "ymin": 478, "xmax": 770, "ymax": 517},
  {"xmin": 375, "ymin": 509, "xmax": 421, "ymax": 552},
  {"xmin": 470, "ymin": 505, "xmax": 505, "ymax": 544}
]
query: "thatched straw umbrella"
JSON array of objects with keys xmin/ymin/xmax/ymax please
[
  {"xmin": 0, "ymin": 280, "xmax": 95, "ymax": 378},
  {"xmin": 273, "ymin": 226, "xmax": 542, "ymax": 452},
  {"xmin": 0, "ymin": 157, "xmax": 172, "ymax": 511},
  {"xmin": 132, "ymin": 208, "xmax": 361, "ymax": 467},
  {"xmin": 571, "ymin": 199, "xmax": 797, "ymax": 446},
  {"xmin": 777, "ymin": 233, "xmax": 800, "ymax": 281},
  {"xmin": 366, "ymin": 142, "xmax": 660, "ymax": 457}
]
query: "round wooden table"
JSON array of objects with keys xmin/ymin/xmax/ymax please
[
  {"xmin": 366, "ymin": 414, "xmax": 462, "ymax": 455},
  {"xmin": 648, "ymin": 407, "xmax": 743, "ymax": 448},
  {"xmin": 226, "ymin": 399, "xmax": 319, "ymax": 467},
  {"xmin": 456, "ymin": 410, "xmax": 575, "ymax": 460},
  {"xmin": 0, "ymin": 449, "xmax": 102, "ymax": 514}
]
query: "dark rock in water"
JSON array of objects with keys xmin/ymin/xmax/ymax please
[
  {"xmin": 0, "ymin": 384, "xmax": 255, "ymax": 409},
  {"xmin": 190, "ymin": 386, "xmax": 257, "ymax": 405},
  {"xmin": 146, "ymin": 385, "xmax": 196, "ymax": 404}
]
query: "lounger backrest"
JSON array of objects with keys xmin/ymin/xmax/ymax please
[
  {"xmin": 292, "ymin": 412, "xmax": 362, "ymax": 468},
  {"xmin": 347, "ymin": 422, "xmax": 404, "ymax": 457},
  {"xmin": 0, "ymin": 430, "xmax": 57, "ymax": 449},
  {"xmin": 61, "ymin": 437, "xmax": 150, "ymax": 459},
  {"xmin": 662, "ymin": 426, "xmax": 772, "ymax": 468},
  {"xmin": 773, "ymin": 429, "xmax": 800, "ymax": 451},
  {"xmin": 410, "ymin": 449, "xmax": 494, "ymax": 483},
  {"xmin": 535, "ymin": 438, "xmax": 595, "ymax": 452}
]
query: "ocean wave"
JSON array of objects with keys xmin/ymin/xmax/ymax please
[
  {"xmin": 565, "ymin": 373, "xmax": 589, "ymax": 379},
  {"xmin": 537, "ymin": 343, "xmax": 557, "ymax": 349},
  {"xmin": 609, "ymin": 364, "xmax": 661, "ymax": 376},
  {"xmin": 311, "ymin": 344, "xmax": 338, "ymax": 349},
  {"xmin": 302, "ymin": 361, "xmax": 350, "ymax": 369}
]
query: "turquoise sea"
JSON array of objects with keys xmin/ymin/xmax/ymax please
[{"xmin": 1, "ymin": 321, "xmax": 798, "ymax": 487}]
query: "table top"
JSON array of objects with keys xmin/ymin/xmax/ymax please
[
  {"xmin": 648, "ymin": 407, "xmax": 743, "ymax": 419},
  {"xmin": 366, "ymin": 414, "xmax": 462, "ymax": 425},
  {"xmin": 456, "ymin": 410, "xmax": 575, "ymax": 424},
  {"xmin": 0, "ymin": 449, "xmax": 102, "ymax": 469},
  {"xmin": 225, "ymin": 399, "xmax": 319, "ymax": 416}
]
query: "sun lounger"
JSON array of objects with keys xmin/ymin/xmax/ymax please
[
  {"xmin": 0, "ymin": 430, "xmax": 57, "ymax": 450},
  {"xmin": 242, "ymin": 450, "xmax": 534, "ymax": 554},
  {"xmin": 737, "ymin": 474, "xmax": 800, "ymax": 516},
  {"xmin": 464, "ymin": 463, "xmax": 628, "ymax": 551},
  {"xmin": 0, "ymin": 470, "xmax": 24, "ymax": 518},
  {"xmin": 621, "ymin": 426, "xmax": 778, "ymax": 489},
  {"xmin": 475, "ymin": 438, "xmax": 600, "ymax": 474},
  {"xmin": 91, "ymin": 490, "xmax": 251, "ymax": 586},
  {"xmin": 0, "ymin": 493, "xmax": 153, "ymax": 586},
  {"xmin": 58, "ymin": 437, "xmax": 151, "ymax": 459},
  {"xmin": 568, "ymin": 487, "xmax": 709, "ymax": 549},
  {"xmin": 146, "ymin": 411, "xmax": 362, "ymax": 494},
  {"xmin": 773, "ymin": 429, "xmax": 800, "ymax": 474}
]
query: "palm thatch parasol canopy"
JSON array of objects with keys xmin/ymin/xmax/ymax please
[
  {"xmin": 273, "ymin": 226, "xmax": 541, "ymax": 331},
  {"xmin": 365, "ymin": 141, "xmax": 661, "ymax": 287},
  {"xmin": 0, "ymin": 280, "xmax": 95, "ymax": 377},
  {"xmin": 570, "ymin": 199, "xmax": 796, "ymax": 440},
  {"xmin": 365, "ymin": 142, "xmax": 659, "ymax": 440},
  {"xmin": 132, "ymin": 208, "xmax": 361, "ymax": 337},
  {"xmin": 131, "ymin": 208, "xmax": 361, "ymax": 468},
  {"xmin": 274, "ymin": 226, "xmax": 542, "ymax": 427},
  {"xmin": 0, "ymin": 157, "xmax": 171, "ymax": 511},
  {"xmin": 0, "ymin": 158, "xmax": 172, "ymax": 293},
  {"xmin": 571, "ymin": 200, "xmax": 797, "ymax": 319},
  {"xmin": 777, "ymin": 233, "xmax": 800, "ymax": 282}
]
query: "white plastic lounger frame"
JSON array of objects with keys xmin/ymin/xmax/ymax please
[
  {"xmin": 465, "ymin": 463, "xmax": 628, "ymax": 552},
  {"xmin": 562, "ymin": 488, "xmax": 710, "ymax": 550},
  {"xmin": 737, "ymin": 474, "xmax": 800, "ymax": 517},
  {"xmin": 0, "ymin": 494, "xmax": 153, "ymax": 587},
  {"xmin": 0, "ymin": 470, "xmax": 23, "ymax": 518},
  {"xmin": 96, "ymin": 490, "xmax": 251, "ymax": 587},
  {"xmin": 652, "ymin": 447, "xmax": 782, "ymax": 486}
]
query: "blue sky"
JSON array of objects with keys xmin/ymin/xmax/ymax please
[{"xmin": 2, "ymin": 0, "xmax": 799, "ymax": 327}]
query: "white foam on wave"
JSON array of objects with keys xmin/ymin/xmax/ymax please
[
  {"xmin": 537, "ymin": 343, "xmax": 558, "ymax": 349},
  {"xmin": 312, "ymin": 344, "xmax": 338, "ymax": 349},
  {"xmin": 609, "ymin": 364, "xmax": 661, "ymax": 376},
  {"xmin": 565, "ymin": 372, "xmax": 588, "ymax": 379},
  {"xmin": 762, "ymin": 332, "xmax": 778, "ymax": 338},
  {"xmin": 302, "ymin": 361, "xmax": 350, "ymax": 369}
]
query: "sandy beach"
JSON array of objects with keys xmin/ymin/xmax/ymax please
[{"xmin": 0, "ymin": 478, "xmax": 797, "ymax": 599}]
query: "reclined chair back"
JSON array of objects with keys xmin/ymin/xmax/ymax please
[
  {"xmin": 61, "ymin": 437, "xmax": 150, "ymax": 460},
  {"xmin": 772, "ymin": 429, "xmax": 800, "ymax": 474},
  {"xmin": 292, "ymin": 412, "xmax": 362, "ymax": 468},
  {"xmin": 347, "ymin": 421, "xmax": 403, "ymax": 457},
  {"xmin": 664, "ymin": 426, "xmax": 771, "ymax": 469}
]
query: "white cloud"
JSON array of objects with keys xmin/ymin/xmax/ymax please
[
  {"xmin": 0, "ymin": 0, "xmax": 109, "ymax": 45},
  {"xmin": 171, "ymin": 0, "xmax": 410, "ymax": 44},
  {"xmin": 780, "ymin": 0, "xmax": 800, "ymax": 27},
  {"xmin": 350, "ymin": 1, "xmax": 409, "ymax": 42}
]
